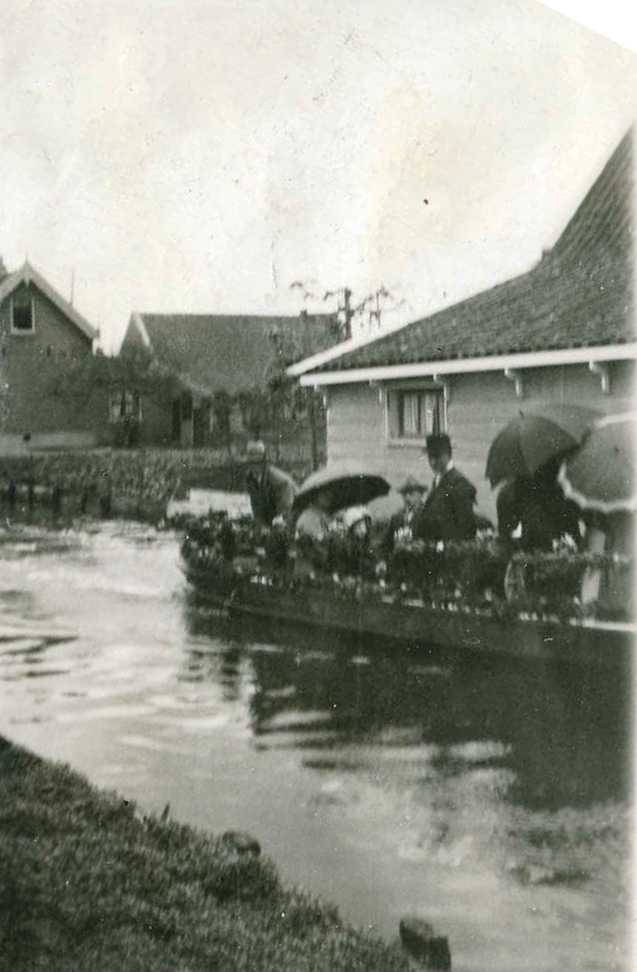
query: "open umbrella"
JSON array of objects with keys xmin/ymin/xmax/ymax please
[
  {"xmin": 558, "ymin": 413, "xmax": 637, "ymax": 514},
  {"xmin": 292, "ymin": 462, "xmax": 391, "ymax": 515},
  {"xmin": 485, "ymin": 404, "xmax": 600, "ymax": 486}
]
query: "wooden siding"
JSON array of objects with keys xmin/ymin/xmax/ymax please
[{"xmin": 326, "ymin": 360, "xmax": 636, "ymax": 521}]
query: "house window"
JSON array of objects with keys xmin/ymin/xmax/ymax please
[
  {"xmin": 109, "ymin": 389, "xmax": 142, "ymax": 423},
  {"xmin": 388, "ymin": 387, "xmax": 445, "ymax": 441},
  {"xmin": 10, "ymin": 291, "xmax": 34, "ymax": 333}
]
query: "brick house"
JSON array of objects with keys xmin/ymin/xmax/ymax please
[
  {"xmin": 0, "ymin": 261, "xmax": 105, "ymax": 455},
  {"xmin": 288, "ymin": 130, "xmax": 636, "ymax": 520},
  {"xmin": 119, "ymin": 311, "xmax": 341, "ymax": 455}
]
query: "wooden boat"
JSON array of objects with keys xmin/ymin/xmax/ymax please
[{"xmin": 182, "ymin": 554, "xmax": 634, "ymax": 669}]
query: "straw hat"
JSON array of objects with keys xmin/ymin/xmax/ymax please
[
  {"xmin": 245, "ymin": 440, "xmax": 266, "ymax": 461},
  {"xmin": 397, "ymin": 474, "xmax": 427, "ymax": 495}
]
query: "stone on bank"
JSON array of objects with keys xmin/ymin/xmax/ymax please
[{"xmin": 399, "ymin": 916, "xmax": 452, "ymax": 969}]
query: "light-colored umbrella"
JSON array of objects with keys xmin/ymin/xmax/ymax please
[
  {"xmin": 485, "ymin": 404, "xmax": 600, "ymax": 486},
  {"xmin": 558, "ymin": 413, "xmax": 637, "ymax": 514},
  {"xmin": 292, "ymin": 462, "xmax": 390, "ymax": 515}
]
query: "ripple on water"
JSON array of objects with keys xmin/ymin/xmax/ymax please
[
  {"xmin": 147, "ymin": 692, "xmax": 209, "ymax": 709},
  {"xmin": 264, "ymin": 685, "xmax": 296, "ymax": 700},
  {"xmin": 0, "ymin": 637, "xmax": 46, "ymax": 657},
  {"xmin": 0, "ymin": 619, "xmax": 77, "ymax": 643},
  {"xmin": 57, "ymin": 704, "xmax": 157, "ymax": 723},
  {"xmin": 22, "ymin": 668, "xmax": 69, "ymax": 679},
  {"xmin": 407, "ymin": 663, "xmax": 452, "ymax": 679},
  {"xmin": 302, "ymin": 756, "xmax": 369, "ymax": 773},
  {"xmin": 504, "ymin": 802, "xmax": 630, "ymax": 899},
  {"xmin": 119, "ymin": 734, "xmax": 190, "ymax": 755},
  {"xmin": 295, "ymin": 650, "xmax": 334, "ymax": 663},
  {"xmin": 158, "ymin": 713, "xmax": 236, "ymax": 734},
  {"xmin": 375, "ymin": 726, "xmax": 427, "ymax": 747},
  {"xmin": 258, "ymin": 709, "xmax": 335, "ymax": 732},
  {"xmin": 447, "ymin": 740, "xmax": 513, "ymax": 764},
  {"xmin": 248, "ymin": 642, "xmax": 284, "ymax": 655}
]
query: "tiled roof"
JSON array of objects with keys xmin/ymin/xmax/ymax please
[
  {"xmin": 0, "ymin": 261, "xmax": 98, "ymax": 341},
  {"xmin": 311, "ymin": 129, "xmax": 634, "ymax": 374},
  {"xmin": 132, "ymin": 312, "xmax": 339, "ymax": 395}
]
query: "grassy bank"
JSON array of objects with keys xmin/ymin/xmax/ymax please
[{"xmin": 0, "ymin": 736, "xmax": 412, "ymax": 972}]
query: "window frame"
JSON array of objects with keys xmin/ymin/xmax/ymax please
[
  {"xmin": 108, "ymin": 388, "xmax": 143, "ymax": 424},
  {"xmin": 10, "ymin": 292, "xmax": 35, "ymax": 335},
  {"xmin": 385, "ymin": 382, "xmax": 447, "ymax": 446}
]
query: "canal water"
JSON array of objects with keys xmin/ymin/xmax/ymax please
[{"xmin": 0, "ymin": 521, "xmax": 631, "ymax": 971}]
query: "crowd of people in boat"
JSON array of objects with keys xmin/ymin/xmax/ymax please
[
  {"xmin": 239, "ymin": 432, "xmax": 632, "ymax": 591},
  {"xmin": 244, "ymin": 434, "xmax": 594, "ymax": 547}
]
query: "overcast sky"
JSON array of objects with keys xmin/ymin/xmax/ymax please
[{"xmin": 1, "ymin": 0, "xmax": 636, "ymax": 350}]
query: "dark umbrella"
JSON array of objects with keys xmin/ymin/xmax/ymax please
[
  {"xmin": 485, "ymin": 404, "xmax": 600, "ymax": 487},
  {"xmin": 558, "ymin": 414, "xmax": 637, "ymax": 514},
  {"xmin": 292, "ymin": 462, "xmax": 391, "ymax": 515}
]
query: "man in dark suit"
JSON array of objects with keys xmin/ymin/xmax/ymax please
[
  {"xmin": 496, "ymin": 463, "xmax": 582, "ymax": 552},
  {"xmin": 413, "ymin": 434, "xmax": 477, "ymax": 542}
]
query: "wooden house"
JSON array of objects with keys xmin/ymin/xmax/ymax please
[
  {"xmin": 0, "ymin": 261, "xmax": 104, "ymax": 455},
  {"xmin": 288, "ymin": 130, "xmax": 636, "ymax": 520}
]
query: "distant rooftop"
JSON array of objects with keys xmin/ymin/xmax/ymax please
[{"xmin": 126, "ymin": 312, "xmax": 341, "ymax": 396}]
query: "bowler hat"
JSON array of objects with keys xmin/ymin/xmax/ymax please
[
  {"xmin": 397, "ymin": 474, "xmax": 427, "ymax": 495},
  {"xmin": 424, "ymin": 433, "xmax": 452, "ymax": 457}
]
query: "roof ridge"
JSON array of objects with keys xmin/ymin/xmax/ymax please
[
  {"xmin": 137, "ymin": 311, "xmax": 336, "ymax": 321},
  {"xmin": 552, "ymin": 127, "xmax": 633, "ymax": 262}
]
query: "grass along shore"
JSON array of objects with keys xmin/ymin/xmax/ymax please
[{"xmin": 0, "ymin": 735, "xmax": 414, "ymax": 972}]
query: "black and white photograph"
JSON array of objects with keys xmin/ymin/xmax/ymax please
[{"xmin": 0, "ymin": 1, "xmax": 635, "ymax": 970}]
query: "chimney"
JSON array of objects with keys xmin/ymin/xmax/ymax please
[{"xmin": 0, "ymin": 257, "xmax": 9, "ymax": 284}]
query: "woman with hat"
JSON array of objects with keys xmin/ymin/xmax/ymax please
[
  {"xmin": 293, "ymin": 484, "xmax": 335, "ymax": 578},
  {"xmin": 381, "ymin": 474, "xmax": 428, "ymax": 558},
  {"xmin": 331, "ymin": 504, "xmax": 376, "ymax": 579}
]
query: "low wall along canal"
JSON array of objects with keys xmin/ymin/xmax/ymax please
[
  {"xmin": 0, "ymin": 520, "xmax": 631, "ymax": 972},
  {"xmin": 0, "ymin": 448, "xmax": 309, "ymax": 522}
]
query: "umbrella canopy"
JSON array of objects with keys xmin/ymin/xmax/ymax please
[
  {"xmin": 485, "ymin": 404, "xmax": 600, "ymax": 486},
  {"xmin": 292, "ymin": 462, "xmax": 391, "ymax": 515},
  {"xmin": 558, "ymin": 414, "xmax": 637, "ymax": 514}
]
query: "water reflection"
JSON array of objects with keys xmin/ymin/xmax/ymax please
[
  {"xmin": 183, "ymin": 606, "xmax": 631, "ymax": 812},
  {"xmin": 179, "ymin": 605, "xmax": 631, "ymax": 947}
]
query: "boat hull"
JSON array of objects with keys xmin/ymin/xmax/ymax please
[{"xmin": 183, "ymin": 563, "xmax": 633, "ymax": 668}]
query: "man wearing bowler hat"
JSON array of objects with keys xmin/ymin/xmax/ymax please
[
  {"xmin": 413, "ymin": 433, "xmax": 477, "ymax": 542},
  {"xmin": 381, "ymin": 474, "xmax": 428, "ymax": 557}
]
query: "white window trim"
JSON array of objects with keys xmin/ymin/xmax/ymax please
[
  {"xmin": 10, "ymin": 294, "xmax": 35, "ymax": 335},
  {"xmin": 384, "ymin": 380, "xmax": 447, "ymax": 447}
]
